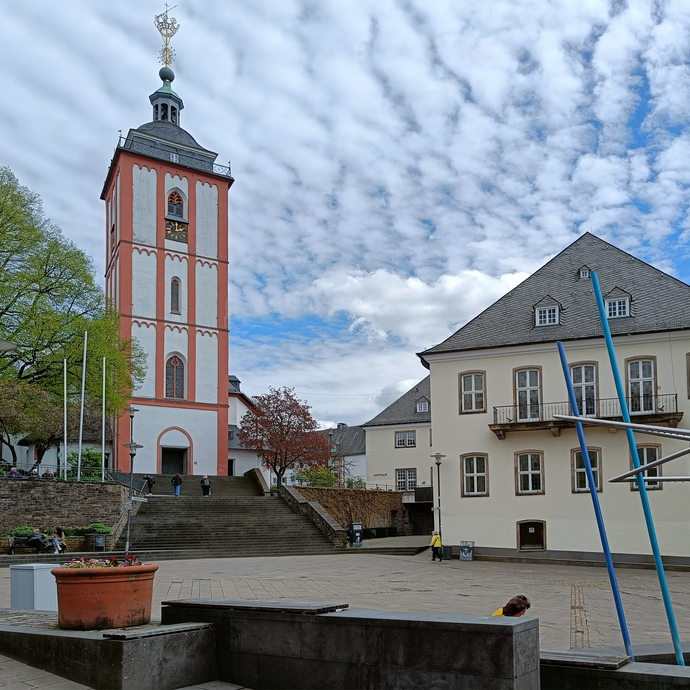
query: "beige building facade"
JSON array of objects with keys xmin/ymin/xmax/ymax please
[{"xmin": 414, "ymin": 232, "xmax": 690, "ymax": 560}]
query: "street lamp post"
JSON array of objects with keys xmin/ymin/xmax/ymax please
[
  {"xmin": 123, "ymin": 407, "xmax": 142, "ymax": 557},
  {"xmin": 431, "ymin": 453, "xmax": 446, "ymax": 540}
]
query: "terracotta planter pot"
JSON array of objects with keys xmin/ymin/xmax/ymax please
[{"xmin": 51, "ymin": 564, "xmax": 159, "ymax": 630}]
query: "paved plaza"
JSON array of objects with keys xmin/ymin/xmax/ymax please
[{"xmin": 3, "ymin": 549, "xmax": 690, "ymax": 653}]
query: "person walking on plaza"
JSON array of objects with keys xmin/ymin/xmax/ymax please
[
  {"xmin": 492, "ymin": 595, "xmax": 531, "ymax": 618},
  {"xmin": 144, "ymin": 474, "xmax": 156, "ymax": 495},
  {"xmin": 200, "ymin": 475, "xmax": 211, "ymax": 497},
  {"xmin": 172, "ymin": 473, "xmax": 182, "ymax": 496},
  {"xmin": 430, "ymin": 530, "xmax": 442, "ymax": 562}
]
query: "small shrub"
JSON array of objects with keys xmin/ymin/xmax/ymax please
[
  {"xmin": 63, "ymin": 524, "xmax": 111, "ymax": 537},
  {"xmin": 11, "ymin": 525, "xmax": 36, "ymax": 537},
  {"xmin": 88, "ymin": 523, "xmax": 112, "ymax": 534}
]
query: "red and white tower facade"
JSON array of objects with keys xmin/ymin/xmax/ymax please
[{"xmin": 101, "ymin": 50, "xmax": 233, "ymax": 476}]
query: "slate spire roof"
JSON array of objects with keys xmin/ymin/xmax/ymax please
[
  {"xmin": 363, "ymin": 376, "xmax": 431, "ymax": 427},
  {"xmin": 419, "ymin": 233, "xmax": 690, "ymax": 361}
]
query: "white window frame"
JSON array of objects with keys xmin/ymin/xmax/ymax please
[
  {"xmin": 606, "ymin": 298, "xmax": 629, "ymax": 318},
  {"xmin": 396, "ymin": 468, "xmax": 416, "ymax": 492},
  {"xmin": 462, "ymin": 455, "xmax": 488, "ymax": 496},
  {"xmin": 516, "ymin": 369, "xmax": 541, "ymax": 421},
  {"xmin": 395, "ymin": 432, "xmax": 405, "ymax": 448},
  {"xmin": 572, "ymin": 448, "xmax": 601, "ymax": 493},
  {"xmin": 570, "ymin": 363, "xmax": 597, "ymax": 417},
  {"xmin": 632, "ymin": 446, "xmax": 662, "ymax": 491},
  {"xmin": 416, "ymin": 401, "xmax": 429, "ymax": 413},
  {"xmin": 628, "ymin": 359, "xmax": 655, "ymax": 414},
  {"xmin": 461, "ymin": 372, "xmax": 486, "ymax": 413},
  {"xmin": 579, "ymin": 268, "xmax": 590, "ymax": 279},
  {"xmin": 516, "ymin": 452, "xmax": 544, "ymax": 495},
  {"xmin": 406, "ymin": 431, "xmax": 416, "ymax": 447},
  {"xmin": 535, "ymin": 306, "xmax": 558, "ymax": 326}
]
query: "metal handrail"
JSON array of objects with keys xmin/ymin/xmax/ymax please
[
  {"xmin": 493, "ymin": 393, "xmax": 678, "ymax": 425},
  {"xmin": 116, "ymin": 137, "xmax": 233, "ymax": 178}
]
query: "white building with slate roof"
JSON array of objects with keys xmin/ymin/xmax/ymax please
[
  {"xmin": 376, "ymin": 232, "xmax": 690, "ymax": 561},
  {"xmin": 363, "ymin": 377, "xmax": 435, "ymax": 534}
]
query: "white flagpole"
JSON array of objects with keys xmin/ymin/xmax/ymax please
[
  {"xmin": 63, "ymin": 358, "xmax": 68, "ymax": 479},
  {"xmin": 77, "ymin": 331, "xmax": 88, "ymax": 481},
  {"xmin": 101, "ymin": 356, "xmax": 106, "ymax": 482}
]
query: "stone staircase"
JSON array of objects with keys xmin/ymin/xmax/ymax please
[
  {"xmin": 115, "ymin": 475, "xmax": 340, "ymax": 558},
  {"xmin": 129, "ymin": 473, "xmax": 263, "ymax": 497}
]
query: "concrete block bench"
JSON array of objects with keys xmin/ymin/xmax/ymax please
[{"xmin": 161, "ymin": 598, "xmax": 540, "ymax": 689}]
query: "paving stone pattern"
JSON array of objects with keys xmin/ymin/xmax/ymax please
[{"xmin": 4, "ymin": 551, "xmax": 690, "ymax": 653}]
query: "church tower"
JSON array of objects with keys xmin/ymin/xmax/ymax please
[{"xmin": 101, "ymin": 10, "xmax": 232, "ymax": 476}]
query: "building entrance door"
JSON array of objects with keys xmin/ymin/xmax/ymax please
[
  {"xmin": 517, "ymin": 521, "xmax": 545, "ymax": 551},
  {"xmin": 161, "ymin": 448, "xmax": 187, "ymax": 475}
]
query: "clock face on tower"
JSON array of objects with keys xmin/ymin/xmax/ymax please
[{"xmin": 165, "ymin": 220, "xmax": 188, "ymax": 243}]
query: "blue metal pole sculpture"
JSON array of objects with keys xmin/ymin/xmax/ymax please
[
  {"xmin": 557, "ymin": 341, "xmax": 634, "ymax": 659},
  {"xmin": 591, "ymin": 270, "xmax": 684, "ymax": 666}
]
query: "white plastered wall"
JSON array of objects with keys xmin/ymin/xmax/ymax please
[
  {"xmin": 164, "ymin": 254, "xmax": 188, "ymax": 323},
  {"xmin": 196, "ymin": 332, "xmax": 218, "ymax": 404},
  {"xmin": 427, "ymin": 331, "xmax": 690, "ymax": 557},
  {"xmin": 132, "ymin": 165, "xmax": 157, "ymax": 245},
  {"xmin": 131, "ymin": 405, "xmax": 218, "ymax": 476},
  {"xmin": 131, "ymin": 322, "xmax": 157, "ymax": 398},
  {"xmin": 365, "ymin": 424, "xmax": 433, "ymax": 489},
  {"xmin": 131, "ymin": 249, "xmax": 157, "ymax": 318},
  {"xmin": 195, "ymin": 263, "xmax": 218, "ymax": 327},
  {"xmin": 195, "ymin": 181, "xmax": 218, "ymax": 258},
  {"xmin": 164, "ymin": 326, "xmax": 188, "ymax": 362}
]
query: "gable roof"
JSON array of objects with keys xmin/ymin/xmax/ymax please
[
  {"xmin": 362, "ymin": 376, "xmax": 431, "ymax": 427},
  {"xmin": 317, "ymin": 425, "xmax": 366, "ymax": 456},
  {"xmin": 419, "ymin": 233, "xmax": 690, "ymax": 361}
]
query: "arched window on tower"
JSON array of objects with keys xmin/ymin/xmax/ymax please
[
  {"xmin": 171, "ymin": 106, "xmax": 178, "ymax": 125},
  {"xmin": 168, "ymin": 191, "xmax": 184, "ymax": 218},
  {"xmin": 165, "ymin": 356, "xmax": 185, "ymax": 399},
  {"xmin": 160, "ymin": 103, "xmax": 169, "ymax": 121},
  {"xmin": 170, "ymin": 279, "xmax": 180, "ymax": 314}
]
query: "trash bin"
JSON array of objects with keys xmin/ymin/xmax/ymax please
[
  {"xmin": 350, "ymin": 522, "xmax": 364, "ymax": 548},
  {"xmin": 93, "ymin": 534, "xmax": 106, "ymax": 551},
  {"xmin": 10, "ymin": 563, "xmax": 59, "ymax": 611},
  {"xmin": 459, "ymin": 540, "xmax": 475, "ymax": 561},
  {"xmin": 442, "ymin": 544, "xmax": 452, "ymax": 560}
]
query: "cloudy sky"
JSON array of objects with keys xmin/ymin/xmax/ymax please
[{"xmin": 2, "ymin": 0, "xmax": 690, "ymax": 426}]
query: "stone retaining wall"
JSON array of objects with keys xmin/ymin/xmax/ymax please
[
  {"xmin": 0, "ymin": 480, "xmax": 129, "ymax": 532},
  {"xmin": 280, "ymin": 485, "xmax": 348, "ymax": 547},
  {"xmin": 293, "ymin": 486, "xmax": 407, "ymax": 533}
]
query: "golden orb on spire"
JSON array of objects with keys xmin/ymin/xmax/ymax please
[{"xmin": 154, "ymin": 3, "xmax": 180, "ymax": 68}]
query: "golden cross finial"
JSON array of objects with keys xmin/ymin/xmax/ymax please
[{"xmin": 154, "ymin": 4, "xmax": 180, "ymax": 68}]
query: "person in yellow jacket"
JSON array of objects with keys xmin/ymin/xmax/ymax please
[
  {"xmin": 430, "ymin": 530, "xmax": 442, "ymax": 562},
  {"xmin": 492, "ymin": 595, "xmax": 531, "ymax": 617}
]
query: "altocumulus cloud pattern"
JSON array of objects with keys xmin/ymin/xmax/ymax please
[{"xmin": 2, "ymin": 0, "xmax": 690, "ymax": 423}]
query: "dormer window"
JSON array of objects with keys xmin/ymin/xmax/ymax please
[
  {"xmin": 168, "ymin": 191, "xmax": 184, "ymax": 217},
  {"xmin": 579, "ymin": 268, "xmax": 590, "ymax": 279},
  {"xmin": 606, "ymin": 298, "xmax": 629, "ymax": 318},
  {"xmin": 536, "ymin": 306, "xmax": 558, "ymax": 326},
  {"xmin": 416, "ymin": 401, "xmax": 429, "ymax": 413}
]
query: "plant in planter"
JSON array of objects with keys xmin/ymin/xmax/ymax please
[{"xmin": 51, "ymin": 555, "xmax": 159, "ymax": 630}]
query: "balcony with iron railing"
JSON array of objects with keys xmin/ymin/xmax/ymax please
[{"xmin": 490, "ymin": 393, "xmax": 682, "ymax": 439}]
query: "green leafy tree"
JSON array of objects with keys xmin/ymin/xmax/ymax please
[
  {"xmin": 294, "ymin": 465, "xmax": 339, "ymax": 487},
  {"xmin": 0, "ymin": 167, "xmax": 145, "ymax": 444}
]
